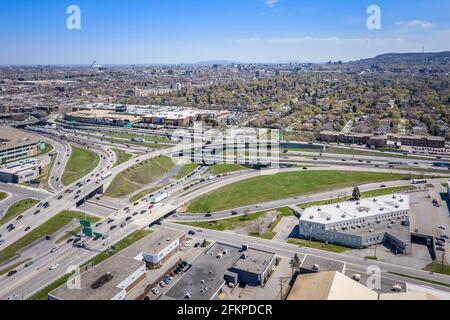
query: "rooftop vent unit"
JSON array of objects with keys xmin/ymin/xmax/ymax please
[
  {"xmin": 242, "ymin": 244, "xmax": 249, "ymax": 251},
  {"xmin": 317, "ymin": 208, "xmax": 322, "ymax": 212},
  {"xmin": 373, "ymin": 199, "xmax": 377, "ymax": 202},
  {"xmin": 341, "ymin": 214, "xmax": 346, "ymax": 218},
  {"xmin": 326, "ymin": 217, "xmax": 331, "ymax": 221},
  {"xmin": 241, "ymin": 251, "xmax": 248, "ymax": 259},
  {"xmin": 336, "ymin": 204, "xmax": 341, "ymax": 208},
  {"xmin": 395, "ymin": 205, "xmax": 399, "ymax": 208},
  {"xmin": 392, "ymin": 195, "xmax": 397, "ymax": 199},
  {"xmin": 399, "ymin": 198, "xmax": 404, "ymax": 202},
  {"xmin": 309, "ymin": 215, "xmax": 314, "ymax": 219},
  {"xmin": 379, "ymin": 208, "xmax": 384, "ymax": 211}
]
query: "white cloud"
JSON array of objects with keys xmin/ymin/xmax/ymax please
[
  {"xmin": 395, "ymin": 20, "xmax": 436, "ymax": 29},
  {"xmin": 265, "ymin": 0, "xmax": 279, "ymax": 8}
]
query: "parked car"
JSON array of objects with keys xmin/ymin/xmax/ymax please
[{"xmin": 151, "ymin": 288, "xmax": 159, "ymax": 295}]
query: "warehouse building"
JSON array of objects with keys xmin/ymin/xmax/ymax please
[
  {"xmin": 0, "ymin": 159, "xmax": 42, "ymax": 183},
  {"xmin": 0, "ymin": 126, "xmax": 45, "ymax": 163},
  {"xmin": 226, "ymin": 247, "xmax": 276, "ymax": 286},
  {"xmin": 298, "ymin": 194, "xmax": 411, "ymax": 253}
]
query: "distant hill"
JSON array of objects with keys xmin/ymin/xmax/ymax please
[{"xmin": 354, "ymin": 51, "xmax": 450, "ymax": 65}]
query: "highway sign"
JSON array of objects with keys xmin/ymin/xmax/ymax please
[
  {"xmin": 82, "ymin": 227, "xmax": 93, "ymax": 237},
  {"xmin": 80, "ymin": 220, "xmax": 91, "ymax": 228}
]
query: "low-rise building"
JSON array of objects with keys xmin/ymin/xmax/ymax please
[
  {"xmin": 298, "ymin": 194, "xmax": 411, "ymax": 253},
  {"xmin": 0, "ymin": 126, "xmax": 45, "ymax": 163},
  {"xmin": 0, "ymin": 159, "xmax": 42, "ymax": 183}
]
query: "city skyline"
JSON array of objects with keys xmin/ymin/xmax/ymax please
[{"xmin": 1, "ymin": 0, "xmax": 450, "ymax": 64}]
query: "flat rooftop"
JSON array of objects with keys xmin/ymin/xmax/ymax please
[
  {"xmin": 231, "ymin": 248, "xmax": 275, "ymax": 275},
  {"xmin": 121, "ymin": 228, "xmax": 184, "ymax": 258},
  {"xmin": 299, "ymin": 194, "xmax": 410, "ymax": 225},
  {"xmin": 67, "ymin": 109, "xmax": 142, "ymax": 122},
  {"xmin": 163, "ymin": 243, "xmax": 242, "ymax": 300},
  {"xmin": 0, "ymin": 126, "xmax": 42, "ymax": 151},
  {"xmin": 300, "ymin": 255, "xmax": 346, "ymax": 274},
  {"xmin": 0, "ymin": 160, "xmax": 41, "ymax": 174},
  {"xmin": 49, "ymin": 255, "xmax": 145, "ymax": 300}
]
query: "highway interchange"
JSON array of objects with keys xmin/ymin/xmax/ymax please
[{"xmin": 0, "ymin": 121, "xmax": 450, "ymax": 300}]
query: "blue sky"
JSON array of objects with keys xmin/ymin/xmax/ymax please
[{"xmin": 1, "ymin": 0, "xmax": 450, "ymax": 64}]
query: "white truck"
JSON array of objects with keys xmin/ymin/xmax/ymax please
[
  {"xmin": 149, "ymin": 192, "xmax": 169, "ymax": 204},
  {"xmin": 97, "ymin": 171, "xmax": 112, "ymax": 182}
]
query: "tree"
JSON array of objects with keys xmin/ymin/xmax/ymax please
[
  {"xmin": 201, "ymin": 239, "xmax": 209, "ymax": 248},
  {"xmin": 290, "ymin": 253, "xmax": 301, "ymax": 274},
  {"xmin": 352, "ymin": 187, "xmax": 361, "ymax": 200}
]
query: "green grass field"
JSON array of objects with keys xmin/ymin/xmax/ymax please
[
  {"xmin": 176, "ymin": 163, "xmax": 199, "ymax": 179},
  {"xmin": 187, "ymin": 170, "xmax": 415, "ymax": 213},
  {"xmin": 179, "ymin": 207, "xmax": 293, "ymax": 240},
  {"xmin": 112, "ymin": 148, "xmax": 133, "ymax": 167},
  {"xmin": 424, "ymin": 262, "xmax": 450, "ymax": 276},
  {"xmin": 29, "ymin": 229, "xmax": 152, "ymax": 300},
  {"xmin": 0, "ymin": 192, "xmax": 7, "ymax": 201},
  {"xmin": 0, "ymin": 198, "xmax": 39, "ymax": 225},
  {"xmin": 0, "ymin": 211, "xmax": 91, "ymax": 264},
  {"xmin": 207, "ymin": 164, "xmax": 248, "ymax": 175},
  {"xmin": 105, "ymin": 156, "xmax": 175, "ymax": 198},
  {"xmin": 61, "ymin": 146, "xmax": 100, "ymax": 185},
  {"xmin": 287, "ymin": 238, "xmax": 350, "ymax": 253}
]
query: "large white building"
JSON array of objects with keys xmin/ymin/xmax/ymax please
[
  {"xmin": 298, "ymin": 194, "xmax": 411, "ymax": 253},
  {"xmin": 0, "ymin": 159, "xmax": 42, "ymax": 183}
]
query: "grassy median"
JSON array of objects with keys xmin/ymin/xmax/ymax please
[
  {"xmin": 61, "ymin": 146, "xmax": 100, "ymax": 185},
  {"xmin": 207, "ymin": 164, "xmax": 248, "ymax": 175},
  {"xmin": 176, "ymin": 163, "xmax": 199, "ymax": 179},
  {"xmin": 0, "ymin": 211, "xmax": 89, "ymax": 264},
  {"xmin": 112, "ymin": 148, "xmax": 133, "ymax": 167},
  {"xmin": 0, "ymin": 198, "xmax": 39, "ymax": 225},
  {"xmin": 105, "ymin": 156, "xmax": 175, "ymax": 198},
  {"xmin": 0, "ymin": 192, "xmax": 7, "ymax": 201},
  {"xmin": 187, "ymin": 170, "xmax": 416, "ymax": 213}
]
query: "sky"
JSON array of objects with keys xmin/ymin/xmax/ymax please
[{"xmin": 1, "ymin": 0, "xmax": 450, "ymax": 65}]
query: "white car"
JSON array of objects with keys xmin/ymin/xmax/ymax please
[
  {"xmin": 49, "ymin": 264, "xmax": 59, "ymax": 270},
  {"xmin": 438, "ymin": 225, "xmax": 447, "ymax": 230},
  {"xmin": 151, "ymin": 288, "xmax": 159, "ymax": 295},
  {"xmin": 7, "ymin": 294, "xmax": 18, "ymax": 300}
]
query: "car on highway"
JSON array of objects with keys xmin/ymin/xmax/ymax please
[
  {"xmin": 34, "ymin": 210, "xmax": 40, "ymax": 215},
  {"xmin": 24, "ymin": 261, "xmax": 34, "ymax": 268},
  {"xmin": 16, "ymin": 215, "xmax": 23, "ymax": 221},
  {"xmin": 125, "ymin": 216, "xmax": 132, "ymax": 221},
  {"xmin": 140, "ymin": 210, "xmax": 147, "ymax": 215},
  {"xmin": 120, "ymin": 222, "xmax": 127, "ymax": 228},
  {"xmin": 110, "ymin": 225, "xmax": 117, "ymax": 231},
  {"xmin": 188, "ymin": 230, "xmax": 196, "ymax": 235},
  {"xmin": 380, "ymin": 184, "xmax": 387, "ymax": 188},
  {"xmin": 95, "ymin": 222, "xmax": 103, "ymax": 227},
  {"xmin": 7, "ymin": 270, "xmax": 18, "ymax": 277},
  {"xmin": 50, "ymin": 247, "xmax": 59, "ymax": 253},
  {"xmin": 49, "ymin": 264, "xmax": 59, "ymax": 270},
  {"xmin": 7, "ymin": 225, "xmax": 15, "ymax": 232},
  {"xmin": 24, "ymin": 226, "xmax": 31, "ymax": 232},
  {"xmin": 0, "ymin": 239, "xmax": 5, "ymax": 246},
  {"xmin": 57, "ymin": 195, "xmax": 63, "ymax": 200},
  {"xmin": 231, "ymin": 210, "xmax": 238, "ymax": 215},
  {"xmin": 107, "ymin": 218, "xmax": 114, "ymax": 224},
  {"xmin": 205, "ymin": 213, "xmax": 212, "ymax": 218}
]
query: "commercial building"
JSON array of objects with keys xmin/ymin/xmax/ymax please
[
  {"xmin": 226, "ymin": 247, "xmax": 276, "ymax": 286},
  {"xmin": 163, "ymin": 243, "xmax": 276, "ymax": 300},
  {"xmin": 319, "ymin": 131, "xmax": 446, "ymax": 149},
  {"xmin": 49, "ymin": 228, "xmax": 184, "ymax": 300},
  {"xmin": 65, "ymin": 109, "xmax": 142, "ymax": 126},
  {"xmin": 286, "ymin": 271, "xmax": 440, "ymax": 300},
  {"xmin": 0, "ymin": 159, "xmax": 42, "ymax": 183},
  {"xmin": 0, "ymin": 126, "xmax": 45, "ymax": 163},
  {"xmin": 298, "ymin": 194, "xmax": 411, "ymax": 253}
]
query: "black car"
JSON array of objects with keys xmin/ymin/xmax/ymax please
[
  {"xmin": 125, "ymin": 216, "xmax": 132, "ymax": 221},
  {"xmin": 231, "ymin": 210, "xmax": 238, "ymax": 215},
  {"xmin": 57, "ymin": 195, "xmax": 63, "ymax": 200},
  {"xmin": 16, "ymin": 215, "xmax": 23, "ymax": 221},
  {"xmin": 24, "ymin": 226, "xmax": 31, "ymax": 232},
  {"xmin": 73, "ymin": 237, "xmax": 81, "ymax": 244},
  {"xmin": 188, "ymin": 230, "xmax": 195, "ymax": 235},
  {"xmin": 7, "ymin": 270, "xmax": 17, "ymax": 277},
  {"xmin": 204, "ymin": 213, "xmax": 212, "ymax": 218},
  {"xmin": 110, "ymin": 225, "xmax": 117, "ymax": 231},
  {"xmin": 194, "ymin": 242, "xmax": 201, "ymax": 248},
  {"xmin": 34, "ymin": 210, "xmax": 40, "ymax": 215},
  {"xmin": 7, "ymin": 226, "xmax": 15, "ymax": 232},
  {"xmin": 45, "ymin": 235, "xmax": 52, "ymax": 240}
]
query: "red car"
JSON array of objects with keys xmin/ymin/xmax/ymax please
[{"xmin": 148, "ymin": 204, "xmax": 154, "ymax": 209}]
